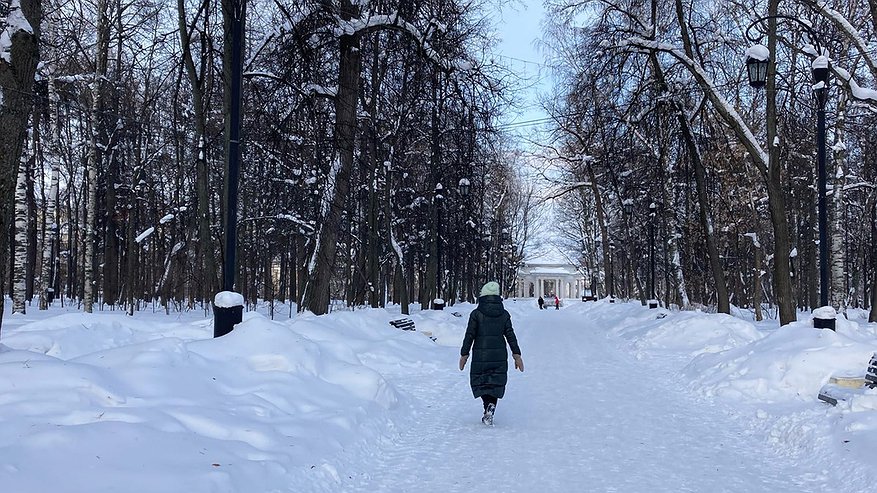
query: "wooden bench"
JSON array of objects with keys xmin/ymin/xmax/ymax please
[
  {"xmin": 389, "ymin": 318, "xmax": 416, "ymax": 331},
  {"xmin": 817, "ymin": 353, "xmax": 877, "ymax": 406}
]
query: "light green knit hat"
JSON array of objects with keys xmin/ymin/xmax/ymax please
[{"xmin": 480, "ymin": 281, "xmax": 500, "ymax": 297}]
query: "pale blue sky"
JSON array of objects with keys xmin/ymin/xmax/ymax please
[{"xmin": 490, "ymin": 0, "xmax": 552, "ymax": 130}]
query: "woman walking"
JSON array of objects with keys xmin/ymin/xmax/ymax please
[{"xmin": 459, "ymin": 281, "xmax": 524, "ymax": 425}]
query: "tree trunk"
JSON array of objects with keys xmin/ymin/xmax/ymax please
[
  {"xmin": 585, "ymin": 161, "xmax": 610, "ymax": 297},
  {"xmin": 869, "ymin": 0, "xmax": 877, "ymax": 35},
  {"xmin": 423, "ymin": 73, "xmax": 444, "ymax": 309},
  {"xmin": 754, "ymin": 238, "xmax": 763, "ymax": 322},
  {"xmin": 178, "ymin": 0, "xmax": 218, "ymax": 302},
  {"xmin": 668, "ymin": 5, "xmax": 728, "ymax": 313},
  {"xmin": 103, "ymin": 142, "xmax": 119, "ymax": 307},
  {"xmin": 12, "ymin": 161, "xmax": 28, "ymax": 313},
  {"xmin": 84, "ymin": 0, "xmax": 109, "ymax": 312},
  {"xmin": 870, "ymin": 201, "xmax": 877, "ymax": 322},
  {"xmin": 765, "ymin": 1, "xmax": 796, "ymax": 325},
  {"xmin": 366, "ymin": 41, "xmax": 381, "ymax": 308},
  {"xmin": 0, "ymin": 0, "xmax": 41, "ymax": 333},
  {"xmin": 39, "ymin": 78, "xmax": 61, "ymax": 310},
  {"xmin": 830, "ymin": 94, "xmax": 848, "ymax": 310},
  {"xmin": 25, "ymin": 121, "xmax": 36, "ymax": 302},
  {"xmin": 303, "ymin": 0, "xmax": 362, "ymax": 315},
  {"xmin": 676, "ymin": 110, "xmax": 729, "ymax": 313}
]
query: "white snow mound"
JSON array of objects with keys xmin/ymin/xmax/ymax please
[{"xmin": 684, "ymin": 315, "xmax": 875, "ymax": 402}]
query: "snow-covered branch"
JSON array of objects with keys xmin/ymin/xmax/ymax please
[
  {"xmin": 807, "ymin": 1, "xmax": 877, "ymax": 81},
  {"xmin": 832, "ymin": 66, "xmax": 877, "ymax": 106},
  {"xmin": 333, "ymin": 13, "xmax": 456, "ymax": 73},
  {"xmin": 619, "ymin": 37, "xmax": 769, "ymax": 173}
]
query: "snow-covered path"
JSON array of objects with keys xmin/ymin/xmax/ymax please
[{"xmin": 339, "ymin": 307, "xmax": 849, "ymax": 492}]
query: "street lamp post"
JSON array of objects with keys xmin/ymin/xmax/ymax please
[
  {"xmin": 648, "ymin": 202, "xmax": 658, "ymax": 309},
  {"xmin": 745, "ymin": 15, "xmax": 835, "ymax": 330},
  {"xmin": 622, "ymin": 200, "xmax": 633, "ymax": 300},
  {"xmin": 594, "ymin": 238, "xmax": 602, "ymax": 298},
  {"xmin": 813, "ymin": 56, "xmax": 833, "ymax": 329},
  {"xmin": 608, "ymin": 240, "xmax": 615, "ymax": 303},
  {"xmin": 214, "ymin": 0, "xmax": 247, "ymax": 338},
  {"xmin": 458, "ymin": 177, "xmax": 471, "ymax": 300},
  {"xmin": 434, "ymin": 182, "xmax": 444, "ymax": 310}
]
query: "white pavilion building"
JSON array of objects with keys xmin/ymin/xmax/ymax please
[{"xmin": 514, "ymin": 261, "xmax": 587, "ymax": 299}]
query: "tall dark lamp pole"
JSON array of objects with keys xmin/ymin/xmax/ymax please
[
  {"xmin": 648, "ymin": 202, "xmax": 658, "ymax": 309},
  {"xmin": 458, "ymin": 178, "xmax": 470, "ymax": 301},
  {"xmin": 594, "ymin": 238, "xmax": 602, "ymax": 298},
  {"xmin": 745, "ymin": 15, "xmax": 835, "ymax": 330},
  {"xmin": 622, "ymin": 200, "xmax": 633, "ymax": 300},
  {"xmin": 215, "ymin": 0, "xmax": 247, "ymax": 337},
  {"xmin": 434, "ymin": 183, "xmax": 444, "ymax": 309},
  {"xmin": 608, "ymin": 240, "xmax": 615, "ymax": 303},
  {"xmin": 813, "ymin": 55, "xmax": 832, "ymax": 328},
  {"xmin": 500, "ymin": 228, "xmax": 511, "ymax": 296}
]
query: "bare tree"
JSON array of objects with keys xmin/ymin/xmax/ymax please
[{"xmin": 0, "ymin": 0, "xmax": 40, "ymax": 333}]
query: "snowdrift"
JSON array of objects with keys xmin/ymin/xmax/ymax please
[{"xmin": 0, "ymin": 306, "xmax": 458, "ymax": 492}]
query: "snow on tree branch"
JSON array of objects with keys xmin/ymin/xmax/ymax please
[
  {"xmin": 807, "ymin": 0, "xmax": 877, "ymax": 81},
  {"xmin": 620, "ymin": 37, "xmax": 769, "ymax": 172},
  {"xmin": 333, "ymin": 13, "xmax": 456, "ymax": 72},
  {"xmin": 135, "ymin": 227, "xmax": 155, "ymax": 244},
  {"xmin": 832, "ymin": 65, "xmax": 877, "ymax": 106}
]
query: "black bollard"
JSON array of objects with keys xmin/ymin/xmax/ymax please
[{"xmin": 214, "ymin": 291, "xmax": 243, "ymax": 338}]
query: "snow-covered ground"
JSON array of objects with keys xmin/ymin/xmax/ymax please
[{"xmin": 1, "ymin": 298, "xmax": 876, "ymax": 492}]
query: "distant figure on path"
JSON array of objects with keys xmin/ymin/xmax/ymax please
[
  {"xmin": 537, "ymin": 296, "xmax": 544, "ymax": 310},
  {"xmin": 554, "ymin": 295, "xmax": 560, "ymax": 310},
  {"xmin": 459, "ymin": 281, "xmax": 524, "ymax": 426}
]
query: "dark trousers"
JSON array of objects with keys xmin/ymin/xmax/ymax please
[{"xmin": 481, "ymin": 395, "xmax": 498, "ymax": 410}]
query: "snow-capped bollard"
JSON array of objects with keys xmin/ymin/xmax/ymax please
[
  {"xmin": 648, "ymin": 299, "xmax": 659, "ymax": 309},
  {"xmin": 214, "ymin": 291, "xmax": 244, "ymax": 338},
  {"xmin": 812, "ymin": 305, "xmax": 837, "ymax": 331},
  {"xmin": 432, "ymin": 298, "xmax": 445, "ymax": 310}
]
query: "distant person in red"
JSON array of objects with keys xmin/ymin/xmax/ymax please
[{"xmin": 554, "ymin": 295, "xmax": 560, "ymax": 310}]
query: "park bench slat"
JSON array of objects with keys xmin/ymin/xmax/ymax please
[
  {"xmin": 389, "ymin": 318, "xmax": 416, "ymax": 331},
  {"xmin": 818, "ymin": 353, "xmax": 877, "ymax": 406}
]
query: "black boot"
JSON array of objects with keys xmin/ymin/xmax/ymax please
[{"xmin": 482, "ymin": 403, "xmax": 496, "ymax": 426}]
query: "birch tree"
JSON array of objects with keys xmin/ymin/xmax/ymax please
[{"xmin": 12, "ymin": 152, "xmax": 27, "ymax": 313}]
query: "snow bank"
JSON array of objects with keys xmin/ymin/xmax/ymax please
[
  {"xmin": 684, "ymin": 316, "xmax": 875, "ymax": 403},
  {"xmin": 612, "ymin": 309, "xmax": 762, "ymax": 357},
  {"xmin": 0, "ymin": 305, "xmax": 461, "ymax": 492}
]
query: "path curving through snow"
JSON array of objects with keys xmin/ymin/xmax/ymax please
[{"xmin": 336, "ymin": 305, "xmax": 861, "ymax": 492}]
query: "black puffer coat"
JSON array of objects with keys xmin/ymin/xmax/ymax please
[{"xmin": 461, "ymin": 295, "xmax": 522, "ymax": 399}]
